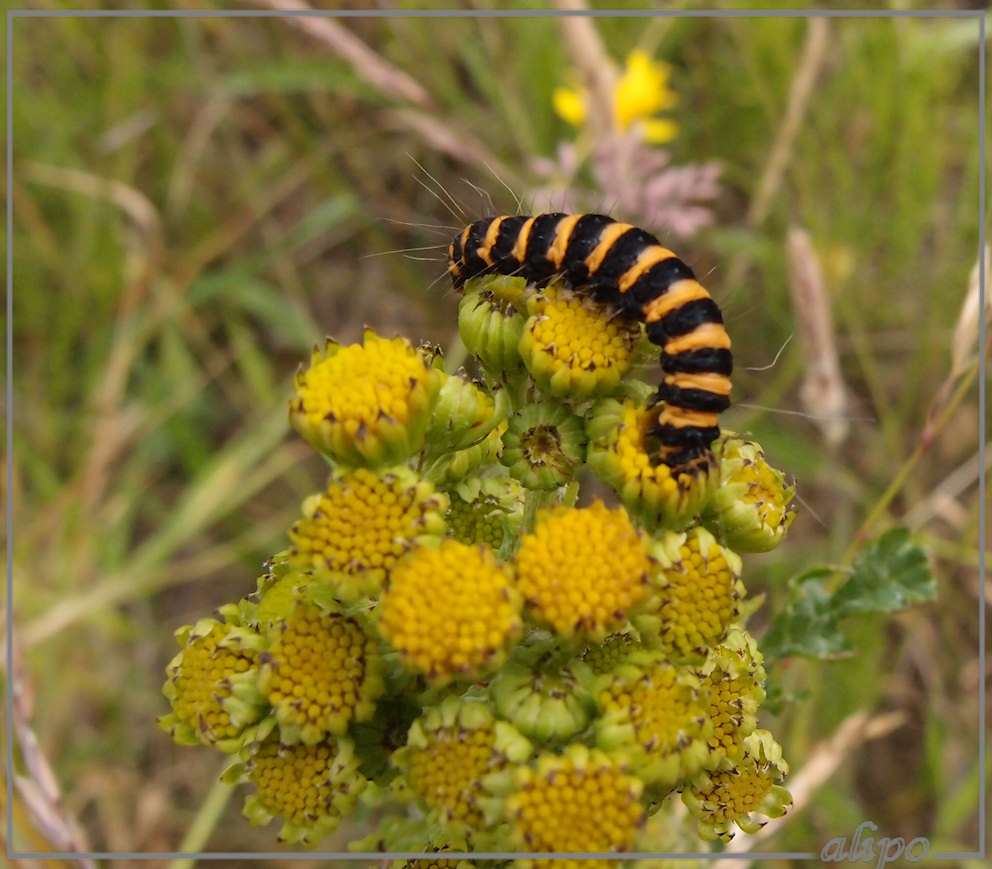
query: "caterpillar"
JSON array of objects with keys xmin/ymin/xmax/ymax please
[{"xmin": 448, "ymin": 213, "xmax": 732, "ymax": 474}]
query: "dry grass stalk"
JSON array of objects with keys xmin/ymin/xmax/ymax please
[{"xmin": 787, "ymin": 226, "xmax": 850, "ymax": 450}]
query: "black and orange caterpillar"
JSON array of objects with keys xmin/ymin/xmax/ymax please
[{"xmin": 448, "ymin": 213, "xmax": 732, "ymax": 474}]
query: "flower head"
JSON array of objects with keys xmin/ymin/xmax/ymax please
[
  {"xmin": 500, "ymin": 403, "xmax": 588, "ymax": 490},
  {"xmin": 289, "ymin": 329, "xmax": 441, "ymax": 467},
  {"xmin": 595, "ymin": 651, "xmax": 712, "ymax": 788},
  {"xmin": 257, "ymin": 596, "xmax": 383, "ymax": 745},
  {"xmin": 553, "ymin": 50, "xmax": 679, "ymax": 145},
  {"xmin": 490, "ymin": 661, "xmax": 596, "ymax": 745},
  {"xmin": 682, "ymin": 730, "xmax": 791, "ymax": 841},
  {"xmin": 457, "ymin": 278, "xmax": 529, "ymax": 383},
  {"xmin": 159, "ymin": 611, "xmax": 266, "ymax": 753},
  {"xmin": 519, "ymin": 282, "xmax": 639, "ymax": 399},
  {"xmin": 425, "ymin": 369, "xmax": 505, "ymax": 455},
  {"xmin": 586, "ymin": 398, "xmax": 715, "ymax": 528},
  {"xmin": 287, "ymin": 466, "xmax": 447, "ymax": 601},
  {"xmin": 236, "ymin": 734, "xmax": 366, "ymax": 846},
  {"xmin": 703, "ymin": 435, "xmax": 796, "ymax": 552},
  {"xmin": 505, "ymin": 744, "xmax": 645, "ymax": 855},
  {"xmin": 378, "ymin": 540, "xmax": 522, "ymax": 686},
  {"xmin": 638, "ymin": 527, "xmax": 744, "ymax": 660},
  {"xmin": 444, "ymin": 477, "xmax": 524, "ymax": 554},
  {"xmin": 514, "ymin": 501, "xmax": 651, "ymax": 642},
  {"xmin": 392, "ymin": 696, "xmax": 531, "ymax": 837},
  {"xmin": 697, "ymin": 628, "xmax": 766, "ymax": 765},
  {"xmin": 614, "ymin": 50, "xmax": 679, "ymax": 144}
]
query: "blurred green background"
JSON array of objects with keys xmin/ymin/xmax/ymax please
[{"xmin": 6, "ymin": 2, "xmax": 987, "ymax": 866}]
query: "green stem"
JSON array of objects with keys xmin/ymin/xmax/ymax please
[
  {"xmin": 167, "ymin": 764, "xmax": 236, "ymax": 869},
  {"xmin": 521, "ymin": 487, "xmax": 558, "ymax": 535}
]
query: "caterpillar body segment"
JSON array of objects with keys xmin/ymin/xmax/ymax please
[{"xmin": 448, "ymin": 213, "xmax": 732, "ymax": 474}]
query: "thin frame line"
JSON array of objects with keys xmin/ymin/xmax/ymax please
[{"xmin": 5, "ymin": 6, "xmax": 986, "ymax": 862}]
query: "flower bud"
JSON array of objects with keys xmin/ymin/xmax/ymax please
[{"xmin": 703, "ymin": 435, "xmax": 795, "ymax": 552}]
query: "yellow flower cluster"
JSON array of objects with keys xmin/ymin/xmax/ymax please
[{"xmin": 166, "ymin": 176, "xmax": 800, "ymax": 854}]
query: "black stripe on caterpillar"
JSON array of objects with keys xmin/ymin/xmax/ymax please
[{"xmin": 448, "ymin": 213, "xmax": 732, "ymax": 474}]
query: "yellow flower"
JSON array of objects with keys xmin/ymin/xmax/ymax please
[
  {"xmin": 553, "ymin": 50, "xmax": 679, "ymax": 145},
  {"xmin": 287, "ymin": 466, "xmax": 447, "ymax": 601},
  {"xmin": 258, "ymin": 598, "xmax": 383, "ymax": 745},
  {"xmin": 392, "ymin": 696, "xmax": 531, "ymax": 836},
  {"xmin": 379, "ymin": 540, "xmax": 522, "ymax": 686},
  {"xmin": 289, "ymin": 329, "xmax": 441, "ymax": 467},
  {"xmin": 698, "ymin": 628, "xmax": 766, "ymax": 765},
  {"xmin": 159, "ymin": 611, "xmax": 267, "ymax": 753},
  {"xmin": 641, "ymin": 527, "xmax": 744, "ymax": 660},
  {"xmin": 586, "ymin": 398, "xmax": 715, "ymax": 528},
  {"xmin": 238, "ymin": 734, "xmax": 365, "ymax": 847},
  {"xmin": 505, "ymin": 744, "xmax": 645, "ymax": 855},
  {"xmin": 514, "ymin": 501, "xmax": 650, "ymax": 642},
  {"xmin": 682, "ymin": 730, "xmax": 791, "ymax": 842},
  {"xmin": 703, "ymin": 435, "xmax": 796, "ymax": 552},
  {"xmin": 614, "ymin": 50, "xmax": 679, "ymax": 143},
  {"xmin": 519, "ymin": 282, "xmax": 639, "ymax": 399},
  {"xmin": 594, "ymin": 651, "xmax": 712, "ymax": 788}
]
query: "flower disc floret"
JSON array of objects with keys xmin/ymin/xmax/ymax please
[
  {"xmin": 586, "ymin": 399, "xmax": 714, "ymax": 527},
  {"xmin": 514, "ymin": 502, "xmax": 650, "ymax": 642},
  {"xmin": 506, "ymin": 745, "xmax": 644, "ymax": 854},
  {"xmin": 379, "ymin": 540, "xmax": 522, "ymax": 685},
  {"xmin": 288, "ymin": 467, "xmax": 446, "ymax": 600},
  {"xmin": 648, "ymin": 528, "xmax": 743, "ymax": 659},
  {"xmin": 240, "ymin": 735, "xmax": 365, "ymax": 846},
  {"xmin": 289, "ymin": 330, "xmax": 440, "ymax": 467},
  {"xmin": 519, "ymin": 283, "xmax": 638, "ymax": 399},
  {"xmin": 259, "ymin": 601, "xmax": 383, "ymax": 744},
  {"xmin": 595, "ymin": 653, "xmax": 712, "ymax": 788}
]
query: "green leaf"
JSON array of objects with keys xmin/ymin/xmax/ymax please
[
  {"xmin": 761, "ymin": 568, "xmax": 854, "ymax": 662},
  {"xmin": 831, "ymin": 528, "xmax": 936, "ymax": 616}
]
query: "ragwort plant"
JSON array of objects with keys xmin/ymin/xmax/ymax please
[{"xmin": 160, "ymin": 272, "xmax": 797, "ymax": 855}]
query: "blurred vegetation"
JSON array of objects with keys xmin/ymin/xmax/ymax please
[{"xmin": 5, "ymin": 2, "xmax": 987, "ymax": 866}]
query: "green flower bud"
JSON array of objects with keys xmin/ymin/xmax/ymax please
[
  {"xmin": 702, "ymin": 435, "xmax": 795, "ymax": 552},
  {"xmin": 426, "ymin": 421, "xmax": 507, "ymax": 487},
  {"xmin": 424, "ymin": 371, "xmax": 506, "ymax": 457},
  {"xmin": 489, "ymin": 661, "xmax": 596, "ymax": 744},
  {"xmin": 444, "ymin": 476, "xmax": 525, "ymax": 555},
  {"xmin": 500, "ymin": 402, "xmax": 587, "ymax": 490},
  {"xmin": 457, "ymin": 278, "xmax": 528, "ymax": 382},
  {"xmin": 289, "ymin": 329, "xmax": 441, "ymax": 468}
]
